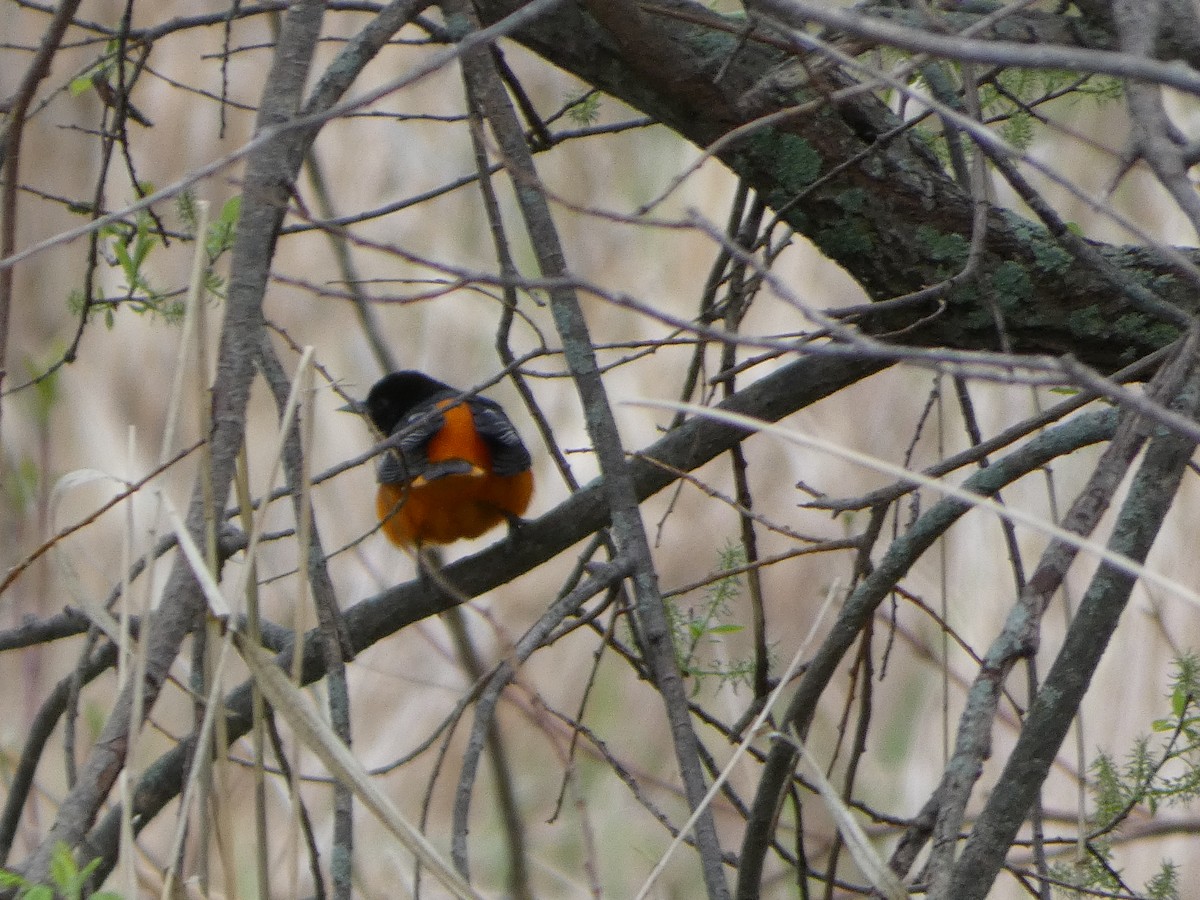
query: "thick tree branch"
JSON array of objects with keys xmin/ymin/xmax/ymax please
[{"xmin": 475, "ymin": 0, "xmax": 1198, "ymax": 371}]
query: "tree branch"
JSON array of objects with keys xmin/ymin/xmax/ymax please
[
  {"xmin": 79, "ymin": 351, "xmax": 884, "ymax": 879},
  {"xmin": 942, "ymin": 334, "xmax": 1200, "ymax": 898},
  {"xmin": 16, "ymin": 1, "xmax": 330, "ymax": 883},
  {"xmin": 475, "ymin": 0, "xmax": 1197, "ymax": 369},
  {"xmin": 735, "ymin": 404, "xmax": 1120, "ymax": 898}
]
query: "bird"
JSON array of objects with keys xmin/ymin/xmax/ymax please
[{"xmin": 345, "ymin": 371, "xmax": 533, "ymax": 548}]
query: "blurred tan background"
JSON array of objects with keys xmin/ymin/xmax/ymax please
[{"xmin": 4, "ymin": 1, "xmax": 1200, "ymax": 896}]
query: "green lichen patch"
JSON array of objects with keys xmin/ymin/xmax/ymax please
[
  {"xmin": 1030, "ymin": 240, "xmax": 1072, "ymax": 275},
  {"xmin": 1066, "ymin": 304, "xmax": 1109, "ymax": 338},
  {"xmin": 1006, "ymin": 215, "xmax": 1073, "ymax": 274},
  {"xmin": 835, "ymin": 187, "xmax": 869, "ymax": 214},
  {"xmin": 816, "ymin": 219, "xmax": 874, "ymax": 260},
  {"xmin": 991, "ymin": 260, "xmax": 1034, "ymax": 310},
  {"xmin": 742, "ymin": 129, "xmax": 822, "ymax": 195},
  {"xmin": 915, "ymin": 225, "xmax": 969, "ymax": 267}
]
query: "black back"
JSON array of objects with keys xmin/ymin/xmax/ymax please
[{"xmin": 360, "ymin": 371, "xmax": 531, "ymax": 485}]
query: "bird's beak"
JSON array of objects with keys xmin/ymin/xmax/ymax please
[{"xmin": 338, "ymin": 400, "xmax": 365, "ymax": 415}]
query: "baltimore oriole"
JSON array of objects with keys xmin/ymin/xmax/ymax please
[{"xmin": 347, "ymin": 371, "xmax": 534, "ymax": 547}]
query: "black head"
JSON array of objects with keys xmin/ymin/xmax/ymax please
[{"xmin": 360, "ymin": 371, "xmax": 454, "ymax": 434}]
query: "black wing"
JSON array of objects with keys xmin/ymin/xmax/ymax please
[
  {"xmin": 376, "ymin": 400, "xmax": 447, "ymax": 485},
  {"xmin": 470, "ymin": 397, "xmax": 531, "ymax": 477}
]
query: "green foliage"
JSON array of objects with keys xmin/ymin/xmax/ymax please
[
  {"xmin": 1145, "ymin": 861, "xmax": 1180, "ymax": 900},
  {"xmin": 563, "ymin": 90, "xmax": 602, "ymax": 126},
  {"xmin": 70, "ymin": 188, "xmax": 239, "ymax": 328},
  {"xmin": 665, "ymin": 541, "xmax": 756, "ymax": 695},
  {"xmin": 1049, "ymin": 654, "xmax": 1200, "ymax": 900},
  {"xmin": 68, "ymin": 40, "xmax": 120, "ymax": 98},
  {"xmin": 83, "ymin": 183, "xmax": 172, "ymax": 326},
  {"xmin": 176, "ymin": 190, "xmax": 238, "ymax": 301},
  {"xmin": 0, "ymin": 844, "xmax": 123, "ymax": 900},
  {"xmin": 178, "ymin": 190, "xmax": 240, "ymax": 264},
  {"xmin": 998, "ymin": 109, "xmax": 1033, "ymax": 151},
  {"xmin": 980, "ymin": 67, "xmax": 1121, "ymax": 151},
  {"xmin": 22, "ymin": 356, "xmax": 60, "ymax": 429},
  {"xmin": 1074, "ymin": 74, "xmax": 1124, "ymax": 104},
  {"xmin": 106, "ymin": 211, "xmax": 157, "ymax": 297},
  {"xmin": 206, "ymin": 195, "xmax": 241, "ymax": 263},
  {"xmin": 907, "ymin": 61, "xmax": 1124, "ymax": 169}
]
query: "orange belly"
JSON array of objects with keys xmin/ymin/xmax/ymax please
[{"xmin": 376, "ymin": 469, "xmax": 533, "ymax": 546}]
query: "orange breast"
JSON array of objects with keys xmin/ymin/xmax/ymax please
[
  {"xmin": 375, "ymin": 400, "xmax": 533, "ymax": 546},
  {"xmin": 427, "ymin": 400, "xmax": 491, "ymax": 470}
]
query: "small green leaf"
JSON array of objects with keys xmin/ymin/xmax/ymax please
[
  {"xmin": 708, "ymin": 624, "xmax": 743, "ymax": 635},
  {"xmin": 77, "ymin": 856, "xmax": 101, "ymax": 881},
  {"xmin": 566, "ymin": 91, "xmax": 602, "ymax": 125},
  {"xmin": 177, "ymin": 188, "xmax": 197, "ymax": 232},
  {"xmin": 206, "ymin": 195, "xmax": 241, "ymax": 258},
  {"xmin": 1172, "ymin": 685, "xmax": 1188, "ymax": 717},
  {"xmin": 68, "ymin": 74, "xmax": 95, "ymax": 96},
  {"xmin": 131, "ymin": 215, "xmax": 153, "ymax": 269},
  {"xmin": 111, "ymin": 239, "xmax": 134, "ymax": 280},
  {"xmin": 48, "ymin": 844, "xmax": 76, "ymax": 891}
]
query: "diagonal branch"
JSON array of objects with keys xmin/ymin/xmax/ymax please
[
  {"xmin": 734, "ymin": 403, "xmax": 1121, "ymax": 898},
  {"xmin": 79, "ymin": 351, "xmax": 885, "ymax": 882},
  {"xmin": 919, "ymin": 335, "xmax": 1200, "ymax": 892},
  {"xmin": 16, "ymin": 1, "xmax": 330, "ymax": 884},
  {"xmin": 941, "ymin": 334, "xmax": 1200, "ymax": 899},
  {"xmin": 448, "ymin": 0, "xmax": 728, "ymax": 892}
]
